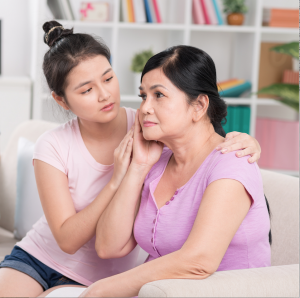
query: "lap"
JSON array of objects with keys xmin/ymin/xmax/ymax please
[{"xmin": 39, "ymin": 285, "xmax": 87, "ymax": 297}]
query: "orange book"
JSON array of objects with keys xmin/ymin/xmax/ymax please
[
  {"xmin": 127, "ymin": 0, "xmax": 135, "ymax": 22},
  {"xmin": 218, "ymin": 79, "xmax": 244, "ymax": 91},
  {"xmin": 270, "ymin": 9, "xmax": 299, "ymax": 27},
  {"xmin": 283, "ymin": 70, "xmax": 299, "ymax": 85}
]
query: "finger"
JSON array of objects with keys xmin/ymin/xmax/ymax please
[
  {"xmin": 119, "ymin": 130, "xmax": 134, "ymax": 157},
  {"xmin": 219, "ymin": 142, "xmax": 247, "ymax": 154},
  {"xmin": 134, "ymin": 109, "xmax": 141, "ymax": 136},
  {"xmin": 248, "ymin": 153, "xmax": 260, "ymax": 164},
  {"xmin": 225, "ymin": 131, "xmax": 241, "ymax": 141},
  {"xmin": 124, "ymin": 137, "xmax": 133, "ymax": 160},
  {"xmin": 235, "ymin": 147, "xmax": 254, "ymax": 158}
]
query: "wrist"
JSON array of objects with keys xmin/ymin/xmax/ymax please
[{"xmin": 129, "ymin": 163, "xmax": 152, "ymax": 178}]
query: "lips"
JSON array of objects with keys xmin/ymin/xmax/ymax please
[
  {"xmin": 143, "ymin": 121, "xmax": 157, "ymax": 127},
  {"xmin": 101, "ymin": 103, "xmax": 114, "ymax": 111}
]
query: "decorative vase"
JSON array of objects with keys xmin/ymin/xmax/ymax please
[
  {"xmin": 133, "ymin": 72, "xmax": 142, "ymax": 93},
  {"xmin": 227, "ymin": 13, "xmax": 244, "ymax": 25}
]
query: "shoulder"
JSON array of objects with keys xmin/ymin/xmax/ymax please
[
  {"xmin": 207, "ymin": 150, "xmax": 263, "ymax": 201},
  {"xmin": 123, "ymin": 107, "xmax": 137, "ymax": 129}
]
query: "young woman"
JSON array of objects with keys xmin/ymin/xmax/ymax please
[
  {"xmin": 75, "ymin": 46, "xmax": 269, "ymax": 297},
  {"xmin": 0, "ymin": 22, "xmax": 261, "ymax": 297}
]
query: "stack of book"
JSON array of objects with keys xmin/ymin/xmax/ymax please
[
  {"xmin": 121, "ymin": 0, "xmax": 162, "ymax": 23},
  {"xmin": 263, "ymin": 8, "xmax": 299, "ymax": 28},
  {"xmin": 192, "ymin": 0, "xmax": 224, "ymax": 25},
  {"xmin": 256, "ymin": 118, "xmax": 299, "ymax": 171},
  {"xmin": 218, "ymin": 79, "xmax": 252, "ymax": 97},
  {"xmin": 282, "ymin": 70, "xmax": 299, "ymax": 85},
  {"xmin": 222, "ymin": 106, "xmax": 250, "ymax": 134}
]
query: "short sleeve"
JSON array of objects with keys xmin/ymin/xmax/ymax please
[
  {"xmin": 33, "ymin": 131, "xmax": 67, "ymax": 175},
  {"xmin": 124, "ymin": 107, "xmax": 137, "ymax": 131},
  {"xmin": 207, "ymin": 151, "xmax": 263, "ymax": 203}
]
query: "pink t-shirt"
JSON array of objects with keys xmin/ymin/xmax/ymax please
[
  {"xmin": 16, "ymin": 107, "xmax": 139, "ymax": 286},
  {"xmin": 134, "ymin": 148, "xmax": 271, "ymax": 270}
]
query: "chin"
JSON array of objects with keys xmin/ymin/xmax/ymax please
[{"xmin": 142, "ymin": 129, "xmax": 160, "ymax": 141}]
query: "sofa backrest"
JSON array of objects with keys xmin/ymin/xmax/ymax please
[
  {"xmin": 260, "ymin": 169, "xmax": 299, "ymax": 266},
  {"xmin": 0, "ymin": 121, "xmax": 299, "ymax": 266},
  {"xmin": 0, "ymin": 120, "xmax": 59, "ymax": 232}
]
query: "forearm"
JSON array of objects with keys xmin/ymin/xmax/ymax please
[
  {"xmin": 96, "ymin": 164, "xmax": 149, "ymax": 256},
  {"xmin": 57, "ymin": 180, "xmax": 118, "ymax": 254},
  {"xmin": 85, "ymin": 249, "xmax": 210, "ymax": 297}
]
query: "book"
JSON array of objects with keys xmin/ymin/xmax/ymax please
[
  {"xmin": 219, "ymin": 81, "xmax": 252, "ymax": 97},
  {"xmin": 127, "ymin": 0, "xmax": 135, "ymax": 22},
  {"xmin": 282, "ymin": 70, "xmax": 299, "ymax": 85},
  {"xmin": 211, "ymin": 0, "xmax": 224, "ymax": 25},
  {"xmin": 269, "ymin": 9, "xmax": 299, "ymax": 28},
  {"xmin": 192, "ymin": 0, "xmax": 205, "ymax": 25},
  {"xmin": 61, "ymin": 0, "xmax": 74, "ymax": 20},
  {"xmin": 152, "ymin": 0, "xmax": 162, "ymax": 23},
  {"xmin": 144, "ymin": 0, "xmax": 153, "ymax": 23},
  {"xmin": 47, "ymin": 0, "xmax": 66, "ymax": 19},
  {"xmin": 133, "ymin": 0, "xmax": 147, "ymax": 23},
  {"xmin": 222, "ymin": 106, "xmax": 251, "ymax": 134},
  {"xmin": 122, "ymin": 0, "xmax": 129, "ymax": 22},
  {"xmin": 148, "ymin": 0, "xmax": 157, "ymax": 23},
  {"xmin": 200, "ymin": 0, "xmax": 210, "ymax": 24},
  {"xmin": 241, "ymin": 106, "xmax": 250, "ymax": 134},
  {"xmin": 204, "ymin": 0, "xmax": 218, "ymax": 25},
  {"xmin": 218, "ymin": 79, "xmax": 243, "ymax": 91}
]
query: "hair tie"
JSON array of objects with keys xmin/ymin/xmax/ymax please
[{"xmin": 45, "ymin": 26, "xmax": 64, "ymax": 43}]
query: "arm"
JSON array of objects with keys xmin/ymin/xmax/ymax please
[
  {"xmin": 216, "ymin": 131, "xmax": 261, "ymax": 163},
  {"xmin": 81, "ymin": 178, "xmax": 252, "ymax": 297},
  {"xmin": 95, "ymin": 110, "xmax": 164, "ymax": 259},
  {"xmin": 34, "ymin": 128, "xmax": 134, "ymax": 255}
]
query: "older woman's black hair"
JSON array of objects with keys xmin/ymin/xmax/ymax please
[
  {"xmin": 141, "ymin": 45, "xmax": 227, "ymax": 137},
  {"xmin": 42, "ymin": 20, "xmax": 110, "ymax": 101},
  {"xmin": 141, "ymin": 45, "xmax": 272, "ymax": 245}
]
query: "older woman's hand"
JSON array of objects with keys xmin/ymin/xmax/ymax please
[{"xmin": 216, "ymin": 131, "xmax": 261, "ymax": 163}]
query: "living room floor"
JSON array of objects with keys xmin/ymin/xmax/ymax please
[{"xmin": 0, "ymin": 227, "xmax": 17, "ymax": 262}]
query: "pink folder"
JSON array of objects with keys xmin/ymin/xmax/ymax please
[{"xmin": 192, "ymin": 0, "xmax": 205, "ymax": 24}]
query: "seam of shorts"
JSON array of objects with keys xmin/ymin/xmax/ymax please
[{"xmin": 0, "ymin": 259, "xmax": 49, "ymax": 290}]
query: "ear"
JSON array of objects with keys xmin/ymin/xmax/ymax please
[
  {"xmin": 192, "ymin": 94, "xmax": 209, "ymax": 122},
  {"xmin": 51, "ymin": 91, "xmax": 70, "ymax": 110}
]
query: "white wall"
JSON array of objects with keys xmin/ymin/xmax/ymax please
[{"xmin": 0, "ymin": 0, "xmax": 32, "ymax": 76}]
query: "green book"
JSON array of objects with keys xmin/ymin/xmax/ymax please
[{"xmin": 242, "ymin": 106, "xmax": 251, "ymax": 134}]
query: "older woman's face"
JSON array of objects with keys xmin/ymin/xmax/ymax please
[{"xmin": 139, "ymin": 68, "xmax": 194, "ymax": 141}]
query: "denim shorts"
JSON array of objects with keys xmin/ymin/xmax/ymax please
[{"xmin": 0, "ymin": 246, "xmax": 84, "ymax": 290}]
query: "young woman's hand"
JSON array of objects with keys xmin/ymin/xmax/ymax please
[
  {"xmin": 216, "ymin": 131, "xmax": 261, "ymax": 163},
  {"xmin": 111, "ymin": 127, "xmax": 134, "ymax": 188},
  {"xmin": 131, "ymin": 109, "xmax": 164, "ymax": 171}
]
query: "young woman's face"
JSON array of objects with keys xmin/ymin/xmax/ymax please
[
  {"xmin": 139, "ymin": 68, "xmax": 194, "ymax": 142},
  {"xmin": 63, "ymin": 55, "xmax": 120, "ymax": 123}
]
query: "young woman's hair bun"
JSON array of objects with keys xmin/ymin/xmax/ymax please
[{"xmin": 43, "ymin": 20, "xmax": 73, "ymax": 47}]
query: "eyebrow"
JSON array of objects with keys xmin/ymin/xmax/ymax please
[
  {"xmin": 74, "ymin": 68, "xmax": 113, "ymax": 90},
  {"xmin": 139, "ymin": 84, "xmax": 168, "ymax": 91}
]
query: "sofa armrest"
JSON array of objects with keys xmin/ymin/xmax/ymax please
[{"xmin": 138, "ymin": 264, "xmax": 299, "ymax": 297}]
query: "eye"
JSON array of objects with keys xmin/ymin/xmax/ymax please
[
  {"xmin": 138, "ymin": 93, "xmax": 146, "ymax": 101},
  {"xmin": 155, "ymin": 91, "xmax": 164, "ymax": 98},
  {"xmin": 82, "ymin": 88, "xmax": 92, "ymax": 94},
  {"xmin": 106, "ymin": 76, "xmax": 113, "ymax": 82}
]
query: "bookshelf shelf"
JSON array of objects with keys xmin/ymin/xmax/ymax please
[
  {"xmin": 260, "ymin": 27, "xmax": 299, "ymax": 34},
  {"xmin": 57, "ymin": 20, "xmax": 115, "ymax": 28},
  {"xmin": 118, "ymin": 23, "xmax": 185, "ymax": 30},
  {"xmin": 190, "ymin": 25, "xmax": 256, "ymax": 33}
]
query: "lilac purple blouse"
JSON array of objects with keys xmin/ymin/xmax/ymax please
[{"xmin": 134, "ymin": 148, "xmax": 271, "ymax": 271}]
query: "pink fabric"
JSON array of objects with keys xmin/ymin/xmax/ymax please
[
  {"xmin": 16, "ymin": 107, "xmax": 139, "ymax": 286},
  {"xmin": 134, "ymin": 149, "xmax": 271, "ymax": 270},
  {"xmin": 255, "ymin": 118, "xmax": 299, "ymax": 171}
]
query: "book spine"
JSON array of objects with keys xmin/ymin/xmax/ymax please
[
  {"xmin": 148, "ymin": 0, "xmax": 157, "ymax": 23},
  {"xmin": 200, "ymin": 0, "xmax": 210, "ymax": 24},
  {"xmin": 204, "ymin": 0, "xmax": 218, "ymax": 25},
  {"xmin": 122, "ymin": 0, "xmax": 129, "ymax": 22},
  {"xmin": 127, "ymin": 0, "xmax": 135, "ymax": 22},
  {"xmin": 211, "ymin": 0, "xmax": 223, "ymax": 25},
  {"xmin": 133, "ymin": 0, "xmax": 147, "ymax": 23},
  {"xmin": 192, "ymin": 0, "xmax": 205, "ymax": 24},
  {"xmin": 219, "ymin": 81, "xmax": 252, "ymax": 97},
  {"xmin": 144, "ymin": 0, "xmax": 153, "ymax": 23},
  {"xmin": 152, "ymin": 0, "xmax": 161, "ymax": 23}
]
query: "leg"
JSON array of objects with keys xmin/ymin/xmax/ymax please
[
  {"xmin": 0, "ymin": 267, "xmax": 44, "ymax": 297},
  {"xmin": 38, "ymin": 285, "xmax": 87, "ymax": 297}
]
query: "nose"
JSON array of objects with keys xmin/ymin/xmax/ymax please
[
  {"xmin": 141, "ymin": 96, "xmax": 154, "ymax": 115},
  {"xmin": 98, "ymin": 84, "xmax": 110, "ymax": 102}
]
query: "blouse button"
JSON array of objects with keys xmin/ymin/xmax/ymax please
[
  {"xmin": 174, "ymin": 190, "xmax": 178, "ymax": 195},
  {"xmin": 170, "ymin": 197, "xmax": 174, "ymax": 201},
  {"xmin": 153, "ymin": 219, "xmax": 156, "ymax": 224},
  {"xmin": 165, "ymin": 201, "xmax": 170, "ymax": 205},
  {"xmin": 151, "ymin": 238, "xmax": 153, "ymax": 243},
  {"xmin": 152, "ymin": 228, "xmax": 154, "ymax": 233}
]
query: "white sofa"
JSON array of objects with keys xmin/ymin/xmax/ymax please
[{"xmin": 0, "ymin": 120, "xmax": 299, "ymax": 297}]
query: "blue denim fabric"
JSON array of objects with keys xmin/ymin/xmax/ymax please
[{"xmin": 0, "ymin": 246, "xmax": 84, "ymax": 290}]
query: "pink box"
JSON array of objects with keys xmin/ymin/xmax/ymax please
[{"xmin": 255, "ymin": 118, "xmax": 299, "ymax": 171}]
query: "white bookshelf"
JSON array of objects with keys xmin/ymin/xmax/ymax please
[{"xmin": 30, "ymin": 0, "xmax": 299, "ymax": 138}]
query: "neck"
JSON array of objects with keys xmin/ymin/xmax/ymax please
[
  {"xmin": 163, "ymin": 121, "xmax": 223, "ymax": 168},
  {"xmin": 78, "ymin": 108, "xmax": 125, "ymax": 142}
]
